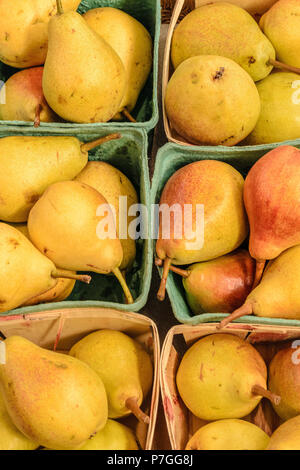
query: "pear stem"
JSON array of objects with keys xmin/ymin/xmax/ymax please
[
  {"xmin": 125, "ymin": 397, "xmax": 150, "ymax": 425},
  {"xmin": 269, "ymin": 58, "xmax": 300, "ymax": 75},
  {"xmin": 122, "ymin": 108, "xmax": 137, "ymax": 123},
  {"xmin": 112, "ymin": 267, "xmax": 134, "ymax": 304},
  {"xmin": 34, "ymin": 104, "xmax": 42, "ymax": 128},
  {"xmin": 155, "ymin": 257, "xmax": 190, "ymax": 278},
  {"xmin": 53, "ymin": 270, "xmax": 91, "ymax": 284},
  {"xmin": 252, "ymin": 260, "xmax": 266, "ymax": 290},
  {"xmin": 217, "ymin": 301, "xmax": 253, "ymax": 330},
  {"xmin": 56, "ymin": 0, "xmax": 64, "ymax": 15},
  {"xmin": 157, "ymin": 257, "xmax": 172, "ymax": 301},
  {"xmin": 81, "ymin": 133, "xmax": 121, "ymax": 153},
  {"xmin": 252, "ymin": 384, "xmax": 281, "ymax": 406}
]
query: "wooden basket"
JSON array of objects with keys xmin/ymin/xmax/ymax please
[
  {"xmin": 160, "ymin": 322, "xmax": 300, "ymax": 450},
  {"xmin": 161, "ymin": 0, "xmax": 194, "ymax": 23},
  {"xmin": 0, "ymin": 307, "xmax": 160, "ymax": 450}
]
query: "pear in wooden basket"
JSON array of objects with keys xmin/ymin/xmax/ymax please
[
  {"xmin": 267, "ymin": 415, "xmax": 300, "ymax": 450},
  {"xmin": 195, "ymin": 1, "xmax": 278, "ymax": 17}
]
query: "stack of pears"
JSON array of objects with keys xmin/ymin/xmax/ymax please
[
  {"xmin": 0, "ymin": 329, "xmax": 152, "ymax": 450},
  {"xmin": 0, "ymin": 133, "xmax": 137, "ymax": 312},
  {"xmin": 166, "ymin": 0, "xmax": 300, "ymax": 145},
  {"xmin": 0, "ymin": 0, "xmax": 153, "ymax": 125}
]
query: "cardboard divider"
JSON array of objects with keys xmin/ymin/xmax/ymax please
[
  {"xmin": 0, "ymin": 307, "xmax": 160, "ymax": 450},
  {"xmin": 160, "ymin": 322, "xmax": 300, "ymax": 450}
]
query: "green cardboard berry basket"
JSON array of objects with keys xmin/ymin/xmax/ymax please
[
  {"xmin": 151, "ymin": 140, "xmax": 300, "ymax": 327},
  {"xmin": 0, "ymin": 126, "xmax": 152, "ymax": 316},
  {"xmin": 0, "ymin": 0, "xmax": 160, "ymax": 133}
]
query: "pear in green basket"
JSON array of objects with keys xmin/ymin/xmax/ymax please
[
  {"xmin": 171, "ymin": 3, "xmax": 276, "ymax": 81},
  {"xmin": 165, "ymin": 55, "xmax": 261, "ymax": 146},
  {"xmin": 75, "ymin": 161, "xmax": 138, "ymax": 271},
  {"xmin": 176, "ymin": 334, "xmax": 280, "ymax": 421},
  {"xmin": 70, "ymin": 330, "xmax": 153, "ymax": 423},
  {"xmin": 0, "ymin": 336, "xmax": 108, "ymax": 450},
  {"xmin": 260, "ymin": 0, "xmax": 300, "ymax": 69},
  {"xmin": 83, "ymin": 7, "xmax": 152, "ymax": 122},
  {"xmin": 0, "ymin": 391, "xmax": 39, "ymax": 450},
  {"xmin": 0, "ymin": 67, "xmax": 58, "ymax": 126},
  {"xmin": 0, "ymin": 0, "xmax": 81, "ymax": 68},
  {"xmin": 0, "ymin": 133, "xmax": 119, "ymax": 223},
  {"xmin": 43, "ymin": 1, "xmax": 126, "ymax": 123},
  {"xmin": 267, "ymin": 415, "xmax": 300, "ymax": 450},
  {"xmin": 156, "ymin": 160, "xmax": 248, "ymax": 301},
  {"xmin": 28, "ymin": 181, "xmax": 134, "ymax": 304},
  {"xmin": 245, "ymin": 72, "xmax": 300, "ymax": 145},
  {"xmin": 185, "ymin": 419, "xmax": 270, "ymax": 450},
  {"xmin": 0, "ymin": 223, "xmax": 89, "ymax": 313},
  {"xmin": 79, "ymin": 419, "xmax": 138, "ymax": 451}
]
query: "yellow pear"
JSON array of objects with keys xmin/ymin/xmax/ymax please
[
  {"xmin": 165, "ymin": 55, "xmax": 261, "ymax": 146},
  {"xmin": 83, "ymin": 7, "xmax": 152, "ymax": 120},
  {"xmin": 195, "ymin": 1, "xmax": 278, "ymax": 16},
  {"xmin": 171, "ymin": 3, "xmax": 275, "ymax": 81},
  {"xmin": 75, "ymin": 161, "xmax": 138, "ymax": 271},
  {"xmin": 260, "ymin": 0, "xmax": 300, "ymax": 69},
  {"xmin": 0, "ymin": 391, "xmax": 38, "ymax": 450},
  {"xmin": 79, "ymin": 419, "xmax": 138, "ymax": 450},
  {"xmin": 186, "ymin": 419, "xmax": 270, "ymax": 450},
  {"xmin": 246, "ymin": 72, "xmax": 300, "ymax": 144},
  {"xmin": 176, "ymin": 334, "xmax": 280, "ymax": 421},
  {"xmin": 28, "ymin": 181, "xmax": 133, "ymax": 304},
  {"xmin": 0, "ymin": 223, "xmax": 89, "ymax": 313},
  {"xmin": 70, "ymin": 330, "xmax": 153, "ymax": 423},
  {"xmin": 0, "ymin": 0, "xmax": 81, "ymax": 68},
  {"xmin": 43, "ymin": 1, "xmax": 126, "ymax": 123},
  {"xmin": 0, "ymin": 336, "xmax": 108, "ymax": 450},
  {"xmin": 267, "ymin": 415, "xmax": 300, "ymax": 450}
]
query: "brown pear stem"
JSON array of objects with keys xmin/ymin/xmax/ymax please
[
  {"xmin": 155, "ymin": 258, "xmax": 190, "ymax": 278},
  {"xmin": 122, "ymin": 108, "xmax": 137, "ymax": 123},
  {"xmin": 252, "ymin": 260, "xmax": 266, "ymax": 290},
  {"xmin": 56, "ymin": 0, "xmax": 64, "ymax": 15},
  {"xmin": 125, "ymin": 397, "xmax": 150, "ymax": 425},
  {"xmin": 157, "ymin": 257, "xmax": 172, "ymax": 301},
  {"xmin": 269, "ymin": 58, "xmax": 300, "ymax": 75},
  {"xmin": 34, "ymin": 104, "xmax": 42, "ymax": 128},
  {"xmin": 252, "ymin": 384, "xmax": 281, "ymax": 406},
  {"xmin": 217, "ymin": 302, "xmax": 254, "ymax": 330},
  {"xmin": 81, "ymin": 134, "xmax": 121, "ymax": 152},
  {"xmin": 112, "ymin": 267, "xmax": 134, "ymax": 304},
  {"xmin": 53, "ymin": 270, "xmax": 91, "ymax": 284}
]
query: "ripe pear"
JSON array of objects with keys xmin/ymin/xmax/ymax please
[
  {"xmin": 156, "ymin": 160, "xmax": 248, "ymax": 301},
  {"xmin": 260, "ymin": 0, "xmax": 300, "ymax": 69},
  {"xmin": 165, "ymin": 55, "xmax": 261, "ymax": 146},
  {"xmin": 176, "ymin": 333, "xmax": 280, "ymax": 421},
  {"xmin": 0, "ymin": 0, "xmax": 81, "ymax": 68},
  {"xmin": 195, "ymin": 1, "xmax": 278, "ymax": 16},
  {"xmin": 28, "ymin": 181, "xmax": 133, "ymax": 304},
  {"xmin": 70, "ymin": 330, "xmax": 153, "ymax": 423},
  {"xmin": 0, "ymin": 391, "xmax": 38, "ymax": 450},
  {"xmin": 245, "ymin": 72, "xmax": 300, "ymax": 145},
  {"xmin": 180, "ymin": 250, "xmax": 255, "ymax": 314},
  {"xmin": 75, "ymin": 161, "xmax": 138, "ymax": 271},
  {"xmin": 267, "ymin": 415, "xmax": 300, "ymax": 450},
  {"xmin": 0, "ymin": 336, "xmax": 108, "ymax": 450},
  {"xmin": 185, "ymin": 419, "xmax": 270, "ymax": 450},
  {"xmin": 171, "ymin": 3, "xmax": 275, "ymax": 81},
  {"xmin": 0, "ymin": 223, "xmax": 89, "ymax": 313},
  {"xmin": 79, "ymin": 419, "xmax": 138, "ymax": 451},
  {"xmin": 268, "ymin": 345, "xmax": 300, "ymax": 421},
  {"xmin": 0, "ymin": 134, "xmax": 119, "ymax": 223},
  {"xmin": 83, "ymin": 7, "xmax": 152, "ymax": 121},
  {"xmin": 219, "ymin": 245, "xmax": 300, "ymax": 327},
  {"xmin": 0, "ymin": 67, "xmax": 58, "ymax": 126},
  {"xmin": 43, "ymin": 1, "xmax": 126, "ymax": 123}
]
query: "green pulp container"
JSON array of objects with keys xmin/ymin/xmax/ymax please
[
  {"xmin": 0, "ymin": 126, "xmax": 152, "ymax": 317},
  {"xmin": 151, "ymin": 139, "xmax": 300, "ymax": 327},
  {"xmin": 0, "ymin": 0, "xmax": 160, "ymax": 132}
]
